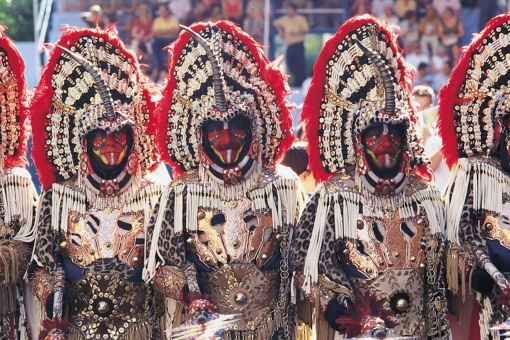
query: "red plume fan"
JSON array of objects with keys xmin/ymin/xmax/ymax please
[
  {"xmin": 38, "ymin": 316, "xmax": 72, "ymax": 340},
  {"xmin": 437, "ymin": 12, "xmax": 510, "ymax": 169},
  {"xmin": 335, "ymin": 292, "xmax": 397, "ymax": 338}
]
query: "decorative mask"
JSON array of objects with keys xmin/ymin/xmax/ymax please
[
  {"xmin": 202, "ymin": 115, "xmax": 252, "ymax": 167},
  {"xmin": 87, "ymin": 126, "xmax": 133, "ymax": 176},
  {"xmin": 361, "ymin": 123, "xmax": 406, "ymax": 178}
]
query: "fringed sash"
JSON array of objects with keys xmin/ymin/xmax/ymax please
[
  {"xmin": 2, "ymin": 168, "xmax": 38, "ymax": 243},
  {"xmin": 302, "ymin": 174, "xmax": 444, "ymax": 294},
  {"xmin": 444, "ymin": 157, "xmax": 510, "ymax": 245},
  {"xmin": 49, "ymin": 181, "xmax": 164, "ymax": 234},
  {"xmin": 144, "ymin": 166, "xmax": 304, "ymax": 284}
]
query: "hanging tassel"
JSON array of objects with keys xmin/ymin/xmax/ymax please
[{"xmin": 303, "ymin": 186, "xmax": 329, "ymax": 294}]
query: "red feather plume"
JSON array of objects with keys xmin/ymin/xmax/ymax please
[
  {"xmin": 301, "ymin": 14, "xmax": 416, "ymax": 183},
  {"xmin": 0, "ymin": 27, "xmax": 29, "ymax": 168},
  {"xmin": 437, "ymin": 12, "xmax": 510, "ymax": 169},
  {"xmin": 156, "ymin": 21, "xmax": 293, "ymax": 178}
]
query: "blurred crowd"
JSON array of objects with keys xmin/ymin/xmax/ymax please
[
  {"xmin": 358, "ymin": 0, "xmax": 501, "ymax": 93},
  {"xmin": 73, "ymin": 0, "xmax": 504, "ymax": 91},
  {"xmin": 78, "ymin": 0, "xmax": 269, "ymax": 83}
]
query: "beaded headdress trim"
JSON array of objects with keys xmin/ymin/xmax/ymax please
[
  {"xmin": 30, "ymin": 26, "xmax": 159, "ymax": 189},
  {"xmin": 301, "ymin": 15, "xmax": 429, "ymax": 183},
  {"xmin": 438, "ymin": 13, "xmax": 510, "ymax": 168},
  {"xmin": 157, "ymin": 21, "xmax": 294, "ymax": 178},
  {"xmin": 0, "ymin": 27, "xmax": 29, "ymax": 168}
]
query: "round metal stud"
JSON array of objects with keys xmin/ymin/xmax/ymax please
[
  {"xmin": 97, "ymin": 301, "xmax": 110, "ymax": 314},
  {"xmin": 234, "ymin": 292, "xmax": 248, "ymax": 305},
  {"xmin": 357, "ymin": 220, "xmax": 364, "ymax": 230},
  {"xmin": 396, "ymin": 298, "xmax": 409, "ymax": 312}
]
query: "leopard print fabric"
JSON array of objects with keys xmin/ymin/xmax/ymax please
[
  {"xmin": 290, "ymin": 190, "xmax": 355, "ymax": 296},
  {"xmin": 452, "ymin": 173, "xmax": 509, "ymax": 332},
  {"xmin": 30, "ymin": 187, "xmax": 161, "ymax": 339},
  {"xmin": 147, "ymin": 189, "xmax": 187, "ymax": 273},
  {"xmin": 292, "ymin": 178, "xmax": 450, "ymax": 339}
]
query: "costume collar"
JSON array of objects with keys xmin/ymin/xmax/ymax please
[{"xmin": 79, "ymin": 152, "xmax": 140, "ymax": 209}]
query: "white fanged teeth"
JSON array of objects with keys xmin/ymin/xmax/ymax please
[{"xmin": 385, "ymin": 154, "xmax": 391, "ymax": 167}]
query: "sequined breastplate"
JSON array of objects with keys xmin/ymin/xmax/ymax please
[
  {"xmin": 58, "ymin": 208, "xmax": 145, "ymax": 268},
  {"xmin": 352, "ymin": 269, "xmax": 425, "ymax": 337},
  {"xmin": 338, "ymin": 210, "xmax": 427, "ymax": 279},
  {"xmin": 480, "ymin": 201, "xmax": 510, "ymax": 250},
  {"xmin": 67, "ymin": 272, "xmax": 153, "ymax": 339},
  {"xmin": 185, "ymin": 198, "xmax": 281, "ymax": 270},
  {"xmin": 186, "ymin": 197, "xmax": 285, "ymax": 334}
]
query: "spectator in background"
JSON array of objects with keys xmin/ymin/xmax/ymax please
[
  {"xmin": 243, "ymin": 7, "xmax": 264, "ymax": 44},
  {"xmin": 80, "ymin": 5, "xmax": 104, "ymax": 28},
  {"xmin": 222, "ymin": 0, "xmax": 243, "ymax": 24},
  {"xmin": 415, "ymin": 0, "xmax": 433, "ymax": 19},
  {"xmin": 281, "ymin": 142, "xmax": 316, "ymax": 195},
  {"xmin": 371, "ymin": 0, "xmax": 393, "ymax": 17},
  {"xmin": 152, "ymin": 4, "xmax": 180, "ymax": 81},
  {"xmin": 405, "ymin": 41, "xmax": 429, "ymax": 69},
  {"xmin": 349, "ymin": 0, "xmax": 371, "ymax": 17},
  {"xmin": 380, "ymin": 5, "xmax": 400, "ymax": 26},
  {"xmin": 273, "ymin": 3, "xmax": 310, "ymax": 87},
  {"xmin": 414, "ymin": 61, "xmax": 434, "ymax": 87},
  {"xmin": 438, "ymin": 5, "xmax": 464, "ymax": 60},
  {"xmin": 400, "ymin": 10, "xmax": 420, "ymax": 47},
  {"xmin": 188, "ymin": 0, "xmax": 208, "ymax": 22},
  {"xmin": 433, "ymin": 0, "xmax": 461, "ymax": 16},
  {"xmin": 170, "ymin": 0, "xmax": 192, "ymax": 25},
  {"xmin": 432, "ymin": 58, "xmax": 453, "ymax": 92},
  {"xmin": 130, "ymin": 4, "xmax": 153, "ymax": 52},
  {"xmin": 134, "ymin": 41, "xmax": 156, "ymax": 79},
  {"xmin": 430, "ymin": 44, "xmax": 450, "ymax": 83},
  {"xmin": 411, "ymin": 85, "xmax": 449, "ymax": 191},
  {"xmin": 246, "ymin": 0, "xmax": 265, "ymax": 18},
  {"xmin": 206, "ymin": 4, "xmax": 224, "ymax": 21},
  {"xmin": 419, "ymin": 5, "xmax": 440, "ymax": 56},
  {"xmin": 394, "ymin": 0, "xmax": 417, "ymax": 20}
]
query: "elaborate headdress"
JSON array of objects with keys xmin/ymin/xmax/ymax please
[
  {"xmin": 301, "ymin": 15, "xmax": 429, "ymax": 184},
  {"xmin": 157, "ymin": 21, "xmax": 294, "ymax": 191},
  {"xmin": 31, "ymin": 26, "xmax": 159, "ymax": 196},
  {"xmin": 438, "ymin": 12, "xmax": 510, "ymax": 168},
  {"xmin": 0, "ymin": 27, "xmax": 30, "ymax": 169},
  {"xmin": 437, "ymin": 13, "xmax": 510, "ymax": 244}
]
